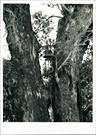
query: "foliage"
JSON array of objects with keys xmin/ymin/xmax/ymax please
[
  {"xmin": 32, "ymin": 11, "xmax": 55, "ymax": 46},
  {"xmin": 80, "ymin": 33, "xmax": 93, "ymax": 121}
]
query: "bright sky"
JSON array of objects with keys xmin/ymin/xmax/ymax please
[
  {"xmin": 30, "ymin": 3, "xmax": 62, "ymax": 39},
  {"xmin": 2, "ymin": 3, "xmax": 62, "ymax": 60}
]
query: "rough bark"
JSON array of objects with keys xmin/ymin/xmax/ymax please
[
  {"xmin": 3, "ymin": 4, "xmax": 50, "ymax": 122},
  {"xmin": 56, "ymin": 4, "xmax": 93, "ymax": 121},
  {"xmin": 3, "ymin": 4, "xmax": 93, "ymax": 122}
]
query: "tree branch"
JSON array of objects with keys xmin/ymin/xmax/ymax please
[
  {"xmin": 61, "ymin": 4, "xmax": 74, "ymax": 14},
  {"xmin": 56, "ymin": 4, "xmax": 62, "ymax": 13},
  {"xmin": 35, "ymin": 15, "xmax": 62, "ymax": 33},
  {"xmin": 58, "ymin": 51, "xmax": 72, "ymax": 71}
]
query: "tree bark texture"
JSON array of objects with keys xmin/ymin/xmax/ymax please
[
  {"xmin": 3, "ymin": 4, "xmax": 50, "ymax": 122},
  {"xmin": 3, "ymin": 4, "xmax": 93, "ymax": 122},
  {"xmin": 56, "ymin": 4, "xmax": 93, "ymax": 121}
]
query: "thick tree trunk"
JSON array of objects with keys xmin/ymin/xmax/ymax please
[
  {"xmin": 56, "ymin": 4, "xmax": 93, "ymax": 121},
  {"xmin": 3, "ymin": 4, "xmax": 93, "ymax": 122},
  {"xmin": 3, "ymin": 4, "xmax": 50, "ymax": 122}
]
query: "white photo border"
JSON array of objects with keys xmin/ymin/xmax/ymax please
[{"xmin": 0, "ymin": 0, "xmax": 96, "ymax": 134}]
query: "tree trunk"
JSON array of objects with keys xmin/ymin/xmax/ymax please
[
  {"xmin": 3, "ymin": 4, "xmax": 50, "ymax": 122},
  {"xmin": 3, "ymin": 4, "xmax": 93, "ymax": 122},
  {"xmin": 56, "ymin": 4, "xmax": 93, "ymax": 121}
]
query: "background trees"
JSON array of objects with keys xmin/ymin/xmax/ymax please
[{"xmin": 3, "ymin": 4, "xmax": 93, "ymax": 122}]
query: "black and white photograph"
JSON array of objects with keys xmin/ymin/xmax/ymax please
[{"xmin": 0, "ymin": 0, "xmax": 96, "ymax": 134}]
